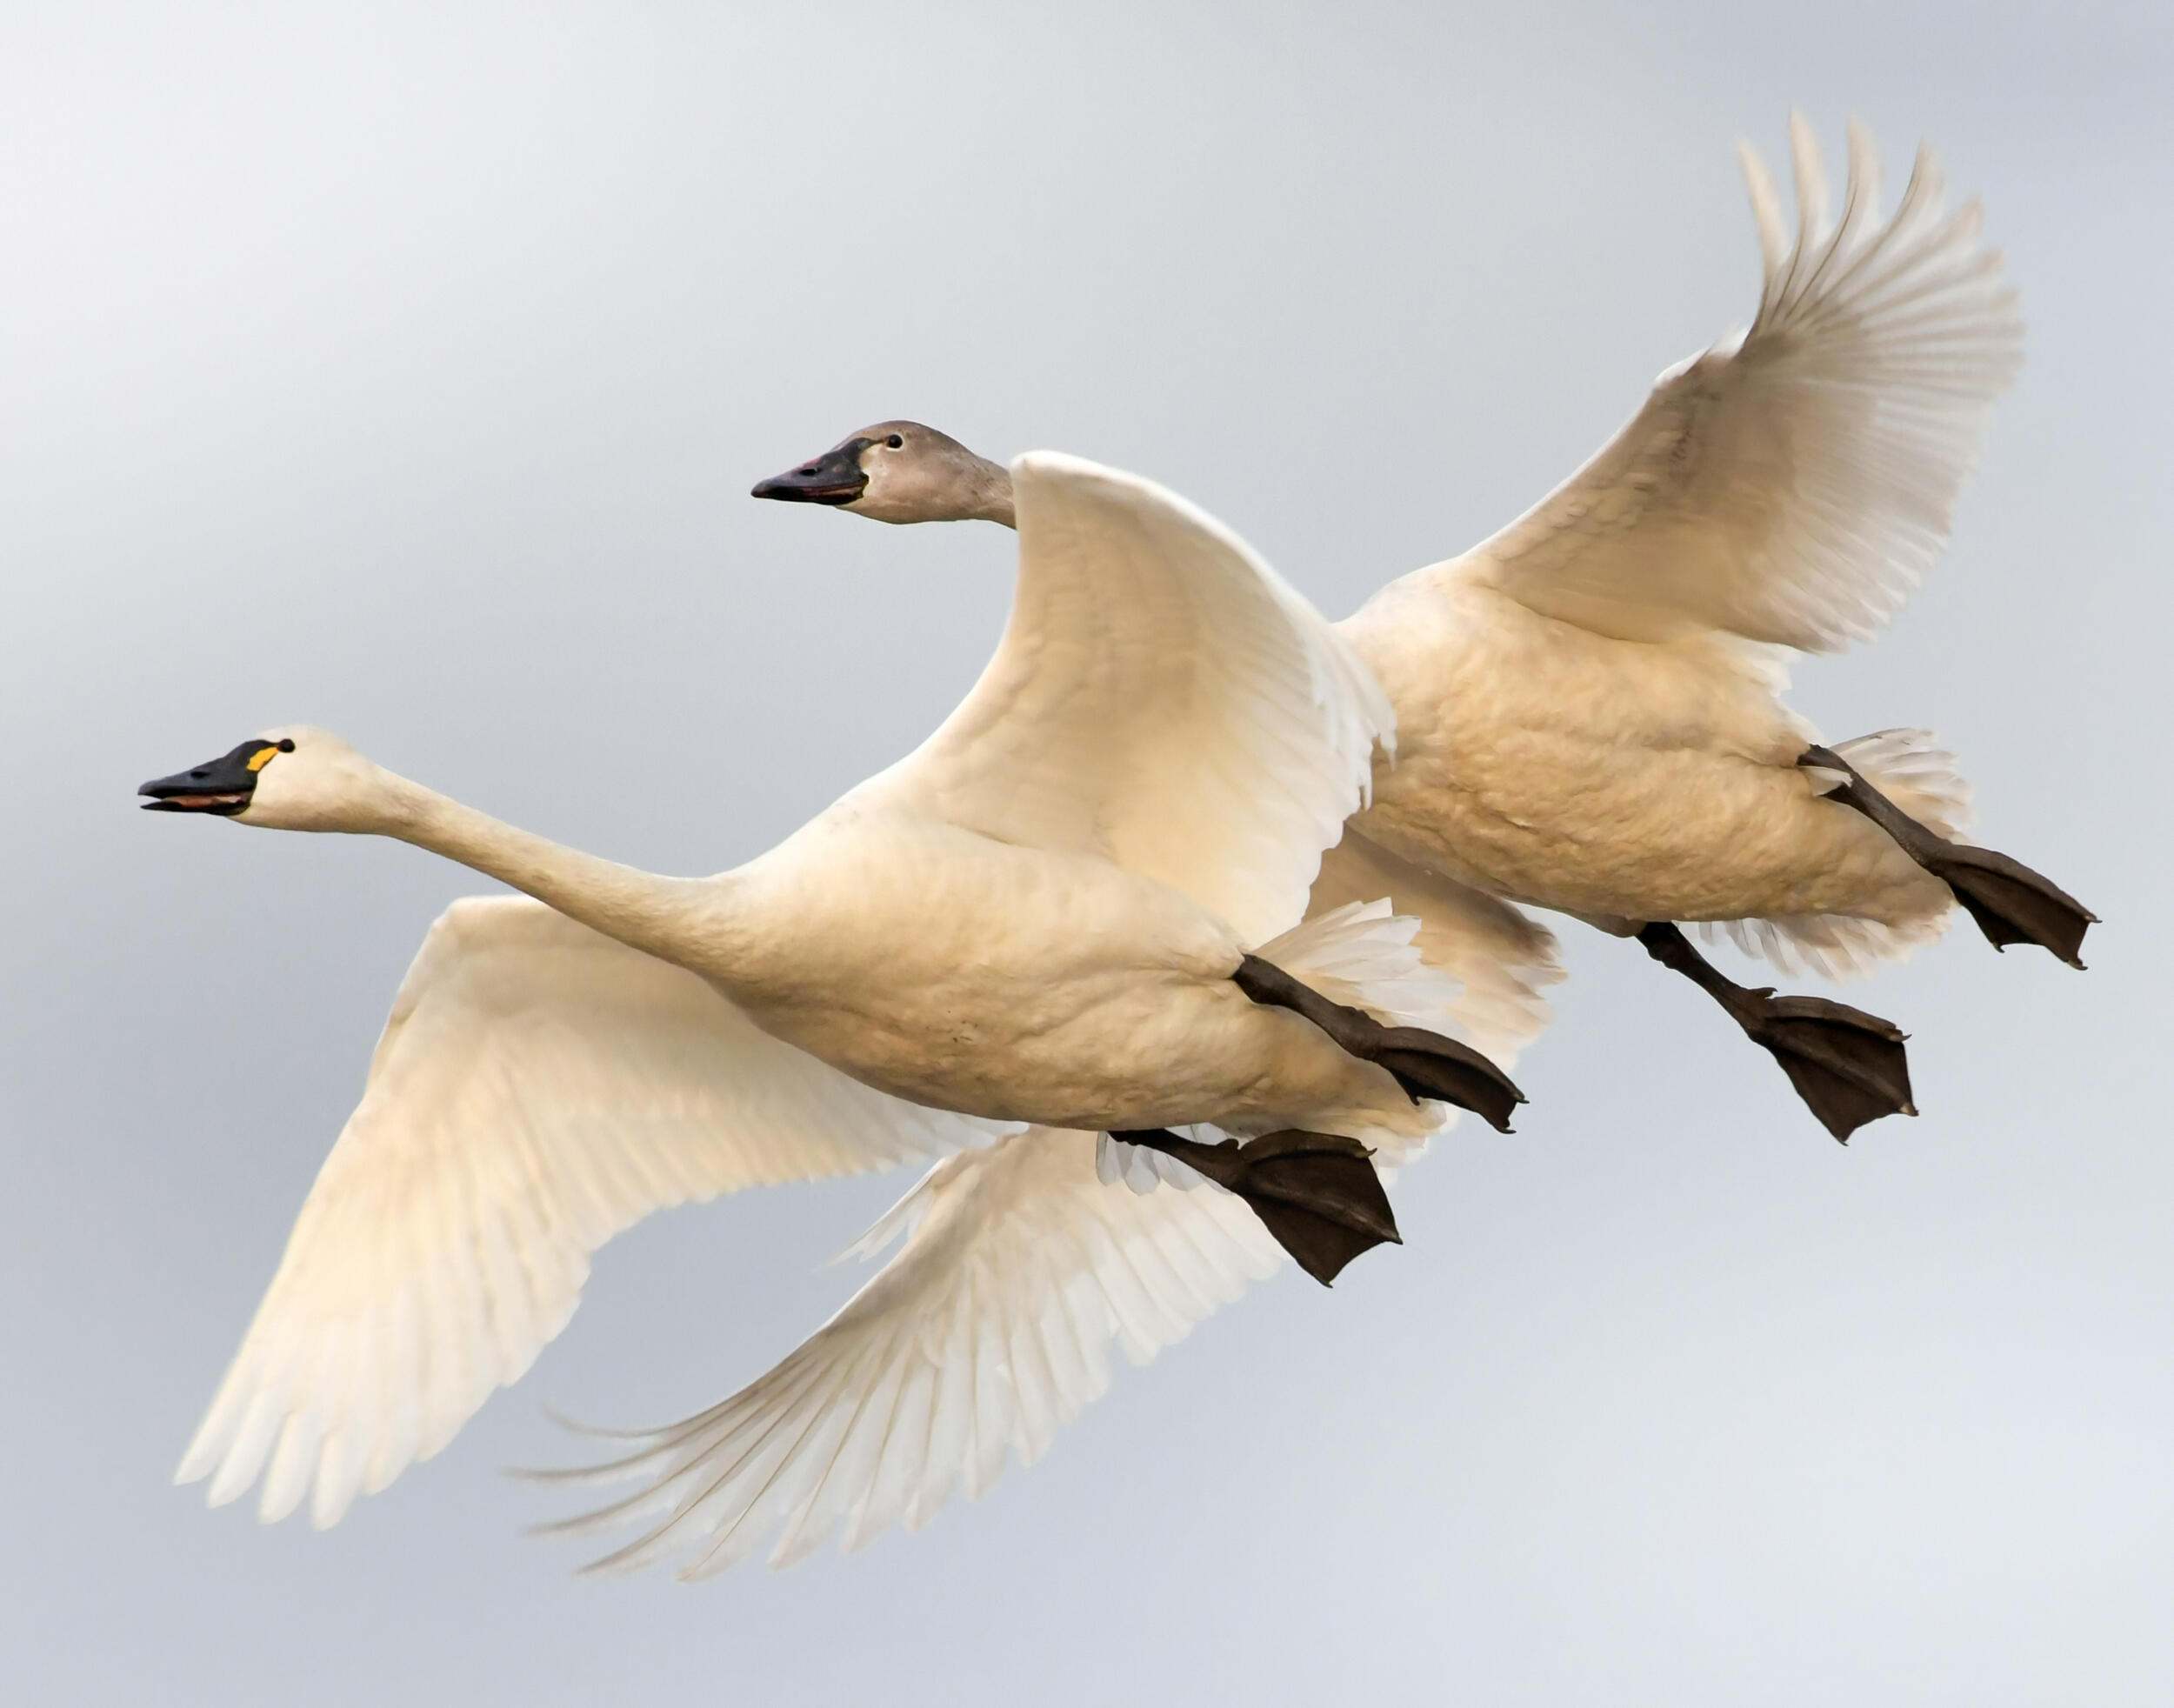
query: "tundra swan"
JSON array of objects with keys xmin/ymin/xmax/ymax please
[
  {"xmin": 755, "ymin": 118, "xmax": 2092, "ymax": 1144},
  {"xmin": 144, "ymin": 453, "xmax": 1528, "ymax": 1532}
]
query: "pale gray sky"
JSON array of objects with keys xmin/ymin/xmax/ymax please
[{"xmin": 5, "ymin": 2, "xmax": 2171, "ymax": 1703}]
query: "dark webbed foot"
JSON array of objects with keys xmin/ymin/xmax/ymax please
[
  {"xmin": 1910, "ymin": 842, "xmax": 2096, "ymax": 967},
  {"xmin": 1366, "ymin": 1026, "xmax": 1525, "ymax": 1133},
  {"xmin": 1231, "ymin": 955, "xmax": 1524, "ymax": 1131},
  {"xmin": 1112, "ymin": 1129, "xmax": 1400, "ymax": 1286},
  {"xmin": 1637, "ymin": 923, "xmax": 1915, "ymax": 1143},
  {"xmin": 1801, "ymin": 745, "xmax": 2097, "ymax": 968},
  {"xmin": 1731, "ymin": 991, "xmax": 1915, "ymax": 1144}
]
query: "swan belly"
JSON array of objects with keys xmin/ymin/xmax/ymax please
[
  {"xmin": 1344, "ymin": 581, "xmax": 1947, "ymax": 927},
  {"xmin": 717, "ymin": 818, "xmax": 1424, "ymax": 1138}
]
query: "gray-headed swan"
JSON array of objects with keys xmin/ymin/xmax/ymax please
[{"xmin": 756, "ymin": 119, "xmax": 2092, "ymax": 1144}]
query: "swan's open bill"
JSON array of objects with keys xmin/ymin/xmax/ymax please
[
  {"xmin": 1800, "ymin": 746, "xmax": 2097, "ymax": 971},
  {"xmin": 1232, "ymin": 952, "xmax": 1524, "ymax": 1132},
  {"xmin": 1636, "ymin": 923, "xmax": 1916, "ymax": 1144},
  {"xmin": 1112, "ymin": 1129, "xmax": 1399, "ymax": 1287}
]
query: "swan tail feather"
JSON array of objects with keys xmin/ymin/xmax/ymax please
[
  {"xmin": 1701, "ymin": 728, "xmax": 1971, "ymax": 978},
  {"xmin": 1830, "ymin": 727, "xmax": 1973, "ymax": 842},
  {"xmin": 1253, "ymin": 897, "xmax": 1467, "ymax": 1037}
]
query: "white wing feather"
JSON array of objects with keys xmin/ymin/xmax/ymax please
[
  {"xmin": 1463, "ymin": 116, "xmax": 2021, "ymax": 652},
  {"xmin": 869, "ymin": 451, "xmax": 1393, "ymax": 946},
  {"xmin": 526, "ymin": 1128, "xmax": 1281, "ymax": 1576},
  {"xmin": 528, "ymin": 876, "xmax": 1564, "ymax": 1575},
  {"xmin": 176, "ymin": 896, "xmax": 1004, "ymax": 1529}
]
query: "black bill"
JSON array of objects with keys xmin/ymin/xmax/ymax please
[
  {"xmin": 139, "ymin": 739, "xmax": 283, "ymax": 814},
  {"xmin": 750, "ymin": 437, "xmax": 870, "ymax": 506}
]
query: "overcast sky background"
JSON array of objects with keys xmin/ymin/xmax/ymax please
[{"xmin": 5, "ymin": 2, "xmax": 2171, "ymax": 1702}]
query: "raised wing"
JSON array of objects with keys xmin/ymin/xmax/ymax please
[
  {"xmin": 868, "ymin": 451, "xmax": 1393, "ymax": 946},
  {"xmin": 1461, "ymin": 117, "xmax": 2021, "ymax": 651},
  {"xmin": 175, "ymin": 896, "xmax": 1003, "ymax": 1529},
  {"xmin": 525, "ymin": 1127, "xmax": 1281, "ymax": 1576}
]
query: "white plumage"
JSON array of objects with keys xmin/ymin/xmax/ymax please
[
  {"xmin": 762, "ymin": 123, "xmax": 2035, "ymax": 991},
  {"xmin": 168, "ymin": 114, "xmax": 2058, "ymax": 1571},
  {"xmin": 1344, "ymin": 116, "xmax": 2022, "ymax": 961},
  {"xmin": 525, "ymin": 896, "xmax": 1557, "ymax": 1574},
  {"xmin": 876, "ymin": 451, "xmax": 1393, "ymax": 950},
  {"xmin": 524, "ymin": 1129, "xmax": 1283, "ymax": 1577},
  {"xmin": 173, "ymin": 897, "xmax": 1007, "ymax": 1530},
  {"xmin": 760, "ymin": 121, "xmax": 2077, "ymax": 1153},
  {"xmin": 1464, "ymin": 116, "xmax": 2020, "ymax": 654},
  {"xmin": 159, "ymin": 452, "xmax": 1549, "ymax": 1540}
]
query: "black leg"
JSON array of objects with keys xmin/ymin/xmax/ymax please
[
  {"xmin": 1110, "ymin": 1129, "xmax": 1400, "ymax": 1287},
  {"xmin": 1801, "ymin": 745, "xmax": 2097, "ymax": 968},
  {"xmin": 1232, "ymin": 954, "xmax": 1524, "ymax": 1132},
  {"xmin": 1636, "ymin": 922, "xmax": 1915, "ymax": 1144}
]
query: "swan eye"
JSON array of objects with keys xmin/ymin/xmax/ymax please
[{"xmin": 885, "ymin": 433, "xmax": 904, "ymax": 450}]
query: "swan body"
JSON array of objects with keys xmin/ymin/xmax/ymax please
[
  {"xmin": 1343, "ymin": 576, "xmax": 1950, "ymax": 937},
  {"xmin": 704, "ymin": 805, "xmax": 1424, "ymax": 1136},
  {"xmin": 1328, "ymin": 117, "xmax": 2021, "ymax": 967}
]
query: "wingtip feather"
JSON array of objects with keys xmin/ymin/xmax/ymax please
[
  {"xmin": 1844, "ymin": 115, "xmax": 1879, "ymax": 213},
  {"xmin": 1738, "ymin": 139, "xmax": 1790, "ymax": 287},
  {"xmin": 1788, "ymin": 110, "xmax": 1830, "ymax": 242}
]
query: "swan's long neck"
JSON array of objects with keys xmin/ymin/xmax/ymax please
[
  {"xmin": 381, "ymin": 778, "xmax": 750, "ymax": 971},
  {"xmin": 964, "ymin": 456, "xmax": 1017, "ymax": 528}
]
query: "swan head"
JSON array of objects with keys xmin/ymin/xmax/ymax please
[
  {"xmin": 139, "ymin": 725, "xmax": 397, "ymax": 832},
  {"xmin": 750, "ymin": 421, "xmax": 1014, "ymax": 526}
]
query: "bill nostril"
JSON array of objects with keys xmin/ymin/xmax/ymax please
[{"xmin": 190, "ymin": 770, "xmax": 209, "ymax": 779}]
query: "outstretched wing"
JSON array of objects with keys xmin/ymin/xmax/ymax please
[
  {"xmin": 526, "ymin": 1127, "xmax": 1281, "ymax": 1576},
  {"xmin": 866, "ymin": 451, "xmax": 1392, "ymax": 946},
  {"xmin": 1459, "ymin": 117, "xmax": 2020, "ymax": 652},
  {"xmin": 176, "ymin": 896, "xmax": 1004, "ymax": 1529},
  {"xmin": 523, "ymin": 848, "xmax": 1566, "ymax": 1577}
]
